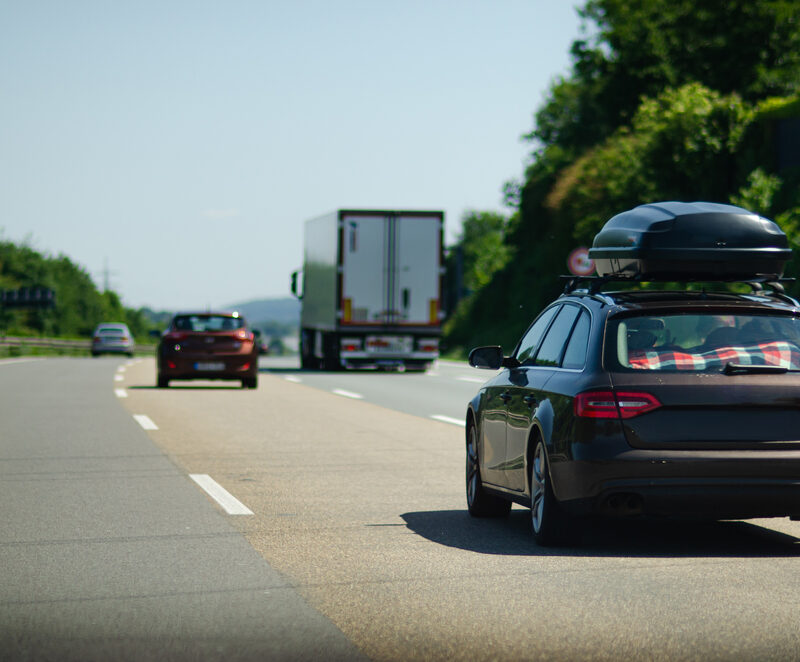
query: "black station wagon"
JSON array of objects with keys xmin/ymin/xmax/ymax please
[{"xmin": 466, "ymin": 202, "xmax": 800, "ymax": 545}]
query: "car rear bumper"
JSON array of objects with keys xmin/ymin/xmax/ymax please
[
  {"xmin": 92, "ymin": 343, "xmax": 134, "ymax": 354},
  {"xmin": 158, "ymin": 353, "xmax": 258, "ymax": 380},
  {"xmin": 552, "ymin": 449, "xmax": 800, "ymax": 519}
]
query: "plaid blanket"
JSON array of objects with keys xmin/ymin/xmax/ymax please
[{"xmin": 627, "ymin": 341, "xmax": 800, "ymax": 371}]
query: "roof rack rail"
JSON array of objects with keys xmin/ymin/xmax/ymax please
[
  {"xmin": 747, "ymin": 279, "xmax": 799, "ymax": 306},
  {"xmin": 559, "ymin": 274, "xmax": 623, "ymax": 295},
  {"xmin": 560, "ymin": 275, "xmax": 799, "ymax": 305}
]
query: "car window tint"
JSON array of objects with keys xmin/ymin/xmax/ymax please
[
  {"xmin": 613, "ymin": 312, "xmax": 800, "ymax": 371},
  {"xmin": 562, "ymin": 310, "xmax": 590, "ymax": 370},
  {"xmin": 534, "ymin": 305, "xmax": 581, "ymax": 366},
  {"xmin": 516, "ymin": 306, "xmax": 560, "ymax": 364},
  {"xmin": 173, "ymin": 315, "xmax": 245, "ymax": 332}
]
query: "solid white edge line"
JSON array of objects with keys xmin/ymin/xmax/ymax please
[
  {"xmin": 0, "ymin": 358, "xmax": 45, "ymax": 366},
  {"xmin": 190, "ymin": 474, "xmax": 254, "ymax": 515},
  {"xmin": 133, "ymin": 414, "xmax": 158, "ymax": 430},
  {"xmin": 115, "ymin": 389, "xmax": 127, "ymax": 398},
  {"xmin": 457, "ymin": 376, "xmax": 486, "ymax": 383},
  {"xmin": 431, "ymin": 415, "xmax": 466, "ymax": 427},
  {"xmin": 332, "ymin": 388, "xmax": 364, "ymax": 400}
]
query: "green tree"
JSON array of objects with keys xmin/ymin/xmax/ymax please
[
  {"xmin": 445, "ymin": 0, "xmax": 800, "ymax": 355},
  {"xmin": 0, "ymin": 239, "xmax": 153, "ymax": 340}
]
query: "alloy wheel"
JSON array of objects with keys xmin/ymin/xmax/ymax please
[{"xmin": 531, "ymin": 443, "xmax": 546, "ymax": 533}]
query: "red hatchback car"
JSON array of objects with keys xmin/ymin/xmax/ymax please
[{"xmin": 157, "ymin": 312, "xmax": 259, "ymax": 388}]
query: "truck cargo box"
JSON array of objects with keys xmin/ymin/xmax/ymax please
[{"xmin": 588, "ymin": 201, "xmax": 791, "ymax": 281}]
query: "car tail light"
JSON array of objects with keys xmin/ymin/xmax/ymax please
[
  {"xmin": 164, "ymin": 332, "xmax": 188, "ymax": 342},
  {"xmin": 574, "ymin": 390, "xmax": 661, "ymax": 419}
]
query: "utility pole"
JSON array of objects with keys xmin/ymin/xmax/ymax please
[{"xmin": 101, "ymin": 258, "xmax": 118, "ymax": 293}]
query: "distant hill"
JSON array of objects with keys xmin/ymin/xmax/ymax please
[{"xmin": 224, "ymin": 297, "xmax": 300, "ymax": 327}]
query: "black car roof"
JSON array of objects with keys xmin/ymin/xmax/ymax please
[{"xmin": 562, "ymin": 288, "xmax": 800, "ymax": 315}]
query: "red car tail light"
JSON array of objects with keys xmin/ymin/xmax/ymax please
[
  {"xmin": 164, "ymin": 332, "xmax": 188, "ymax": 342},
  {"xmin": 574, "ymin": 391, "xmax": 661, "ymax": 419}
]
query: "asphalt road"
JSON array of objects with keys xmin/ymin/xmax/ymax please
[{"xmin": 3, "ymin": 355, "xmax": 800, "ymax": 661}]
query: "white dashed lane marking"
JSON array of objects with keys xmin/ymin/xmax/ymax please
[
  {"xmin": 284, "ymin": 376, "xmax": 302, "ymax": 383},
  {"xmin": 332, "ymin": 389, "xmax": 364, "ymax": 400},
  {"xmin": 190, "ymin": 474, "xmax": 254, "ymax": 515},
  {"xmin": 431, "ymin": 415, "xmax": 465, "ymax": 427},
  {"xmin": 133, "ymin": 414, "xmax": 158, "ymax": 430},
  {"xmin": 115, "ymin": 389, "xmax": 127, "ymax": 398}
]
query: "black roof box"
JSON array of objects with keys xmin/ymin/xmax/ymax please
[{"xmin": 588, "ymin": 201, "xmax": 791, "ymax": 281}]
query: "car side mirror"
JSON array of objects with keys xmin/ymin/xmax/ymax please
[{"xmin": 469, "ymin": 346, "xmax": 506, "ymax": 370}]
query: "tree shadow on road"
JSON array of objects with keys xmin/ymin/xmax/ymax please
[{"xmin": 400, "ymin": 509, "xmax": 800, "ymax": 558}]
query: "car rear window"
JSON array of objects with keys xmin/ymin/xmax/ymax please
[
  {"xmin": 608, "ymin": 313, "xmax": 800, "ymax": 372},
  {"xmin": 173, "ymin": 315, "xmax": 245, "ymax": 332},
  {"xmin": 98, "ymin": 328, "xmax": 126, "ymax": 335}
]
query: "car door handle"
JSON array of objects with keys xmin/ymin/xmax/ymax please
[
  {"xmin": 500, "ymin": 391, "xmax": 512, "ymax": 403},
  {"xmin": 523, "ymin": 395, "xmax": 538, "ymax": 407}
]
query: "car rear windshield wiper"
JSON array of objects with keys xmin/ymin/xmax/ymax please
[{"xmin": 723, "ymin": 362, "xmax": 790, "ymax": 375}]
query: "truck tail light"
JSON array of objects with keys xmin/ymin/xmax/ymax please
[
  {"xmin": 418, "ymin": 338, "xmax": 439, "ymax": 353},
  {"xmin": 340, "ymin": 338, "xmax": 361, "ymax": 352},
  {"xmin": 574, "ymin": 391, "xmax": 661, "ymax": 419},
  {"xmin": 429, "ymin": 299, "xmax": 439, "ymax": 324}
]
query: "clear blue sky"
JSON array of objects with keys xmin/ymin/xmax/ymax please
[{"xmin": 0, "ymin": 1, "xmax": 583, "ymax": 311}]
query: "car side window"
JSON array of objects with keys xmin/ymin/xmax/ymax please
[
  {"xmin": 516, "ymin": 305, "xmax": 560, "ymax": 365},
  {"xmin": 561, "ymin": 310, "xmax": 591, "ymax": 370},
  {"xmin": 534, "ymin": 304, "xmax": 581, "ymax": 366}
]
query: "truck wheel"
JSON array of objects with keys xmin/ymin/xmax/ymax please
[
  {"xmin": 300, "ymin": 330, "xmax": 317, "ymax": 370},
  {"xmin": 322, "ymin": 333, "xmax": 342, "ymax": 371}
]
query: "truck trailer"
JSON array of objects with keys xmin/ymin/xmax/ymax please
[{"xmin": 291, "ymin": 209, "xmax": 444, "ymax": 371}]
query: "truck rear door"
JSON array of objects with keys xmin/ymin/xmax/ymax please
[
  {"xmin": 340, "ymin": 212, "xmax": 442, "ymax": 326},
  {"xmin": 341, "ymin": 213, "xmax": 387, "ymax": 324},
  {"xmin": 395, "ymin": 214, "xmax": 442, "ymax": 326}
]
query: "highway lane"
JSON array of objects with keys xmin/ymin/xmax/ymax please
[
  {"xmin": 261, "ymin": 355, "xmax": 495, "ymax": 426},
  {"xmin": 5, "ymin": 356, "xmax": 800, "ymax": 661},
  {"xmin": 118, "ymin": 357, "xmax": 800, "ymax": 661},
  {"xmin": 0, "ymin": 357, "xmax": 365, "ymax": 661}
]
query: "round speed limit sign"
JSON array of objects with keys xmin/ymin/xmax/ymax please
[{"xmin": 567, "ymin": 247, "xmax": 595, "ymax": 276}]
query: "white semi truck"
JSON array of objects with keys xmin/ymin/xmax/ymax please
[{"xmin": 291, "ymin": 209, "xmax": 444, "ymax": 371}]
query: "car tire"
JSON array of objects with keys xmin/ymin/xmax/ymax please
[
  {"xmin": 157, "ymin": 375, "xmax": 169, "ymax": 388},
  {"xmin": 242, "ymin": 376, "xmax": 258, "ymax": 389},
  {"xmin": 466, "ymin": 423, "xmax": 511, "ymax": 518},
  {"xmin": 530, "ymin": 440, "xmax": 575, "ymax": 546}
]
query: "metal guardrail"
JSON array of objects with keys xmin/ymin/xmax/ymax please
[{"xmin": 0, "ymin": 336, "xmax": 155, "ymax": 354}]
